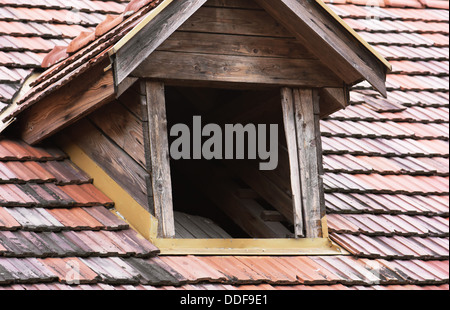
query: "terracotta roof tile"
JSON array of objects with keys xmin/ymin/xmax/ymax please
[
  {"xmin": 3, "ymin": 207, "xmax": 64, "ymax": 231},
  {"xmin": 328, "ymin": 213, "xmax": 449, "ymax": 237},
  {"xmin": 0, "ymin": 206, "xmax": 20, "ymax": 230},
  {"xmin": 58, "ymin": 184, "xmax": 113, "ymax": 207},
  {"xmin": 94, "ymin": 14, "xmax": 124, "ymax": 37},
  {"xmin": 0, "ymin": 0, "xmax": 127, "ymax": 106},
  {"xmin": 66, "ymin": 31, "xmax": 96, "ymax": 54},
  {"xmin": 41, "ymin": 46, "xmax": 68, "ymax": 68}
]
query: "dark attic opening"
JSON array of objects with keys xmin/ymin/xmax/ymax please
[{"xmin": 165, "ymin": 86, "xmax": 296, "ymax": 239}]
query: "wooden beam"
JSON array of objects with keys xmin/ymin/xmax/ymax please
[
  {"xmin": 18, "ymin": 61, "xmax": 115, "ymax": 145},
  {"xmin": 133, "ymin": 51, "xmax": 343, "ymax": 89},
  {"xmin": 157, "ymin": 31, "xmax": 314, "ymax": 60},
  {"xmin": 143, "ymin": 80, "xmax": 175, "ymax": 238},
  {"xmin": 293, "ymin": 88, "xmax": 323, "ymax": 238},
  {"xmin": 319, "ymin": 87, "xmax": 350, "ymax": 118},
  {"xmin": 313, "ymin": 91, "xmax": 327, "ymax": 220},
  {"xmin": 111, "ymin": 0, "xmax": 207, "ymax": 85},
  {"xmin": 281, "ymin": 87, "xmax": 305, "ymax": 238},
  {"xmin": 116, "ymin": 77, "xmax": 138, "ymax": 98},
  {"xmin": 255, "ymin": 0, "xmax": 388, "ymax": 96}
]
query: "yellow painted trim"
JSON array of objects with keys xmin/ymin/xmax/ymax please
[
  {"xmin": 109, "ymin": 0, "xmax": 174, "ymax": 56},
  {"xmin": 321, "ymin": 215, "xmax": 329, "ymax": 239},
  {"xmin": 315, "ymin": 0, "xmax": 392, "ymax": 71},
  {"xmin": 152, "ymin": 238, "xmax": 346, "ymax": 256},
  {"xmin": 56, "ymin": 136, "xmax": 155, "ymax": 240}
]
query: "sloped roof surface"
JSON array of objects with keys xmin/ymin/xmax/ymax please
[
  {"xmin": 0, "ymin": 0, "xmax": 128, "ymax": 111},
  {"xmin": 0, "ymin": 0, "xmax": 449, "ymax": 290}
]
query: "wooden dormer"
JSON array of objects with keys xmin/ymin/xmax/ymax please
[{"xmin": 7, "ymin": 0, "xmax": 389, "ymax": 254}]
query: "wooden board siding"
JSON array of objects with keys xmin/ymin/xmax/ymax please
[
  {"xmin": 88, "ymin": 100, "xmax": 146, "ymax": 169},
  {"xmin": 132, "ymin": 1, "xmax": 343, "ymax": 89},
  {"xmin": 18, "ymin": 60, "xmax": 115, "ymax": 145},
  {"xmin": 63, "ymin": 94, "xmax": 153, "ymax": 213}
]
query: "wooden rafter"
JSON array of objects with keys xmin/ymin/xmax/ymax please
[
  {"xmin": 110, "ymin": 0, "xmax": 208, "ymax": 86},
  {"xmin": 255, "ymin": 0, "xmax": 389, "ymax": 96}
]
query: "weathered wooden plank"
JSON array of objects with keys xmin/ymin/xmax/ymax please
[
  {"xmin": 255, "ymin": 0, "xmax": 388, "ymax": 96},
  {"xmin": 158, "ymin": 31, "xmax": 315, "ymax": 59},
  {"xmin": 144, "ymin": 81, "xmax": 175, "ymax": 238},
  {"xmin": 205, "ymin": 0, "xmax": 261, "ymax": 9},
  {"xmin": 118, "ymin": 83, "xmax": 146, "ymax": 121},
  {"xmin": 133, "ymin": 51, "xmax": 343, "ymax": 88},
  {"xmin": 112, "ymin": 0, "xmax": 207, "ymax": 85},
  {"xmin": 293, "ymin": 88, "xmax": 323, "ymax": 238},
  {"xmin": 179, "ymin": 6, "xmax": 292, "ymax": 37},
  {"xmin": 313, "ymin": 92, "xmax": 327, "ymax": 219},
  {"xmin": 116, "ymin": 77, "xmax": 138, "ymax": 98},
  {"xmin": 281, "ymin": 87, "xmax": 304, "ymax": 238},
  {"xmin": 65, "ymin": 118, "xmax": 151, "ymax": 211},
  {"xmin": 18, "ymin": 61, "xmax": 115, "ymax": 145},
  {"xmin": 319, "ymin": 87, "xmax": 350, "ymax": 118},
  {"xmin": 88, "ymin": 100, "xmax": 146, "ymax": 169}
]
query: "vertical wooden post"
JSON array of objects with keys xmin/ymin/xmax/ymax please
[
  {"xmin": 143, "ymin": 80, "xmax": 175, "ymax": 238},
  {"xmin": 313, "ymin": 91, "xmax": 327, "ymax": 222},
  {"xmin": 281, "ymin": 88, "xmax": 305, "ymax": 238},
  {"xmin": 281, "ymin": 87, "xmax": 324, "ymax": 239},
  {"xmin": 294, "ymin": 88, "xmax": 323, "ymax": 238}
]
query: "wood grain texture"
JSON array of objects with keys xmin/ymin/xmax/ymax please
[
  {"xmin": 133, "ymin": 51, "xmax": 342, "ymax": 88},
  {"xmin": 179, "ymin": 6, "xmax": 292, "ymax": 37},
  {"xmin": 319, "ymin": 87, "xmax": 350, "ymax": 118},
  {"xmin": 144, "ymin": 81, "xmax": 175, "ymax": 238},
  {"xmin": 281, "ymin": 87, "xmax": 304, "ymax": 238},
  {"xmin": 157, "ymin": 31, "xmax": 315, "ymax": 59},
  {"xmin": 112, "ymin": 0, "xmax": 207, "ymax": 85},
  {"xmin": 293, "ymin": 88, "xmax": 323, "ymax": 238},
  {"xmin": 88, "ymin": 100, "xmax": 146, "ymax": 169},
  {"xmin": 205, "ymin": 0, "xmax": 261, "ymax": 9},
  {"xmin": 19, "ymin": 61, "xmax": 115, "ymax": 145},
  {"xmin": 65, "ymin": 118, "xmax": 151, "ymax": 211},
  {"xmin": 255, "ymin": 0, "xmax": 387, "ymax": 96}
]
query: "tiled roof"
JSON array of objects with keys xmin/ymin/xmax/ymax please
[
  {"xmin": 321, "ymin": 0, "xmax": 449, "ymax": 280},
  {"xmin": 0, "ymin": 0, "xmax": 449, "ymax": 290},
  {"xmin": 0, "ymin": 0, "xmax": 128, "ymax": 111}
]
